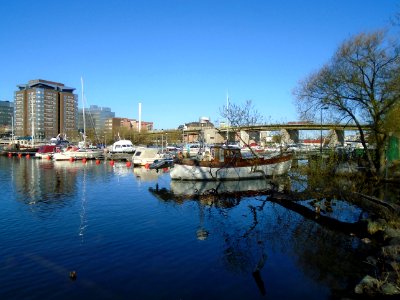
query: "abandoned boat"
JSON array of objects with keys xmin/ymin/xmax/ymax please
[{"xmin": 170, "ymin": 145, "xmax": 292, "ymax": 180}]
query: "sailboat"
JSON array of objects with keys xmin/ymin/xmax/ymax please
[{"xmin": 53, "ymin": 77, "xmax": 104, "ymax": 161}]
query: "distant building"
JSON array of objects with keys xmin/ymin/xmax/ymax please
[
  {"xmin": 78, "ymin": 105, "xmax": 115, "ymax": 136},
  {"xmin": 14, "ymin": 79, "xmax": 78, "ymax": 139},
  {"xmin": 0, "ymin": 100, "xmax": 14, "ymax": 135},
  {"xmin": 104, "ymin": 117, "xmax": 154, "ymax": 140}
]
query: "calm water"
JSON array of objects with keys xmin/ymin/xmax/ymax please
[{"xmin": 0, "ymin": 156, "xmax": 373, "ymax": 299}]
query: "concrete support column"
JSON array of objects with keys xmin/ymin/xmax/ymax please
[
  {"xmin": 327, "ymin": 129, "xmax": 345, "ymax": 147},
  {"xmin": 240, "ymin": 130, "xmax": 250, "ymax": 147},
  {"xmin": 335, "ymin": 130, "xmax": 345, "ymax": 146},
  {"xmin": 280, "ymin": 129, "xmax": 299, "ymax": 144}
]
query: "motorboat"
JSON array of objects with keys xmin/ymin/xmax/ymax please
[
  {"xmin": 149, "ymin": 158, "xmax": 174, "ymax": 170},
  {"xmin": 52, "ymin": 145, "xmax": 104, "ymax": 161},
  {"xmin": 131, "ymin": 147, "xmax": 166, "ymax": 166},
  {"xmin": 109, "ymin": 139, "xmax": 135, "ymax": 153}
]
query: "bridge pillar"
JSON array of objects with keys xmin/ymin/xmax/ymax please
[
  {"xmin": 239, "ymin": 130, "xmax": 250, "ymax": 147},
  {"xmin": 326, "ymin": 129, "xmax": 345, "ymax": 147},
  {"xmin": 335, "ymin": 130, "xmax": 345, "ymax": 146},
  {"xmin": 280, "ymin": 129, "xmax": 299, "ymax": 144}
]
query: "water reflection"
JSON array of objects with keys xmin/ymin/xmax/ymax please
[
  {"xmin": 133, "ymin": 167, "xmax": 167, "ymax": 182},
  {"xmin": 12, "ymin": 160, "xmax": 76, "ymax": 207},
  {"xmin": 0, "ymin": 157, "xmax": 382, "ymax": 298},
  {"xmin": 9, "ymin": 159, "xmax": 103, "ymax": 210},
  {"xmin": 149, "ymin": 177, "xmax": 291, "ymax": 296},
  {"xmin": 148, "ymin": 176, "xmax": 375, "ymax": 298},
  {"xmin": 149, "ymin": 177, "xmax": 291, "ymax": 207}
]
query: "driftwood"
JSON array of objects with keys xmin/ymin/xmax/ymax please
[
  {"xmin": 268, "ymin": 191, "xmax": 369, "ymax": 237},
  {"xmin": 353, "ymin": 192, "xmax": 400, "ymax": 213}
]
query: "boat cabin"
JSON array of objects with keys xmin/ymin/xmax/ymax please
[
  {"xmin": 208, "ymin": 146, "xmax": 242, "ymax": 162},
  {"xmin": 111, "ymin": 140, "xmax": 135, "ymax": 153}
]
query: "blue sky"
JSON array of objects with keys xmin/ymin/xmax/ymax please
[{"xmin": 0, "ymin": 0, "xmax": 398, "ymax": 129}]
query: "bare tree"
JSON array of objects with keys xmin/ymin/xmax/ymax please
[
  {"xmin": 219, "ymin": 99, "xmax": 264, "ymax": 151},
  {"xmin": 293, "ymin": 31, "xmax": 400, "ymax": 178},
  {"xmin": 220, "ymin": 99, "xmax": 263, "ymax": 128}
]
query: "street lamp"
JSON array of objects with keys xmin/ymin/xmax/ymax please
[{"xmin": 320, "ymin": 106, "xmax": 328, "ymax": 154}]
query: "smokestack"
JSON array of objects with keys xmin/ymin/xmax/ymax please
[{"xmin": 138, "ymin": 102, "xmax": 142, "ymax": 132}]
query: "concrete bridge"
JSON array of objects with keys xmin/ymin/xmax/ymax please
[{"xmin": 163, "ymin": 123, "xmax": 369, "ymax": 146}]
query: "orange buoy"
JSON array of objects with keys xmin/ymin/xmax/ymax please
[
  {"xmin": 26, "ymin": 154, "xmax": 30, "ymax": 159},
  {"xmin": 163, "ymin": 167, "xmax": 169, "ymax": 172},
  {"xmin": 96, "ymin": 159, "xmax": 101, "ymax": 165},
  {"xmin": 109, "ymin": 160, "xmax": 115, "ymax": 166},
  {"xmin": 126, "ymin": 161, "xmax": 132, "ymax": 168},
  {"xmin": 18, "ymin": 153, "xmax": 22, "ymax": 158},
  {"xmin": 145, "ymin": 163, "xmax": 150, "ymax": 169},
  {"xmin": 69, "ymin": 157, "xmax": 74, "ymax": 162},
  {"xmin": 8, "ymin": 153, "xmax": 12, "ymax": 158},
  {"xmin": 47, "ymin": 155, "xmax": 51, "ymax": 160},
  {"xmin": 82, "ymin": 158, "xmax": 87, "ymax": 163}
]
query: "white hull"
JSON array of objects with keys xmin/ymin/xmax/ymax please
[
  {"xmin": 35, "ymin": 153, "xmax": 53, "ymax": 159},
  {"xmin": 52, "ymin": 149, "xmax": 104, "ymax": 161},
  {"xmin": 131, "ymin": 147, "xmax": 164, "ymax": 166},
  {"xmin": 170, "ymin": 159, "xmax": 292, "ymax": 180}
]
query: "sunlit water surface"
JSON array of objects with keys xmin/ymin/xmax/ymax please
[{"xmin": 0, "ymin": 157, "xmax": 374, "ymax": 299}]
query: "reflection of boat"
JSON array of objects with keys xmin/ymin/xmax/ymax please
[
  {"xmin": 170, "ymin": 145, "xmax": 292, "ymax": 180},
  {"xmin": 170, "ymin": 179, "xmax": 277, "ymax": 196},
  {"xmin": 149, "ymin": 177, "xmax": 290, "ymax": 207},
  {"xmin": 133, "ymin": 167, "xmax": 167, "ymax": 181}
]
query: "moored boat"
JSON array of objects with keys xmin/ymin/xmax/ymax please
[
  {"xmin": 131, "ymin": 147, "xmax": 166, "ymax": 166},
  {"xmin": 52, "ymin": 145, "xmax": 104, "ymax": 161},
  {"xmin": 105, "ymin": 139, "xmax": 136, "ymax": 161},
  {"xmin": 170, "ymin": 145, "xmax": 292, "ymax": 180},
  {"xmin": 35, "ymin": 144, "xmax": 57, "ymax": 159}
]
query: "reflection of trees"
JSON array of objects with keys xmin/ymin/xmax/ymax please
[
  {"xmin": 150, "ymin": 175, "xmax": 378, "ymax": 297},
  {"xmin": 291, "ymin": 157, "xmax": 400, "ymax": 221}
]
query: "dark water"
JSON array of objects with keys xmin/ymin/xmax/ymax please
[{"xmin": 0, "ymin": 157, "xmax": 374, "ymax": 299}]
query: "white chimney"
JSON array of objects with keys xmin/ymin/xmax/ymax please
[{"xmin": 138, "ymin": 102, "xmax": 142, "ymax": 132}]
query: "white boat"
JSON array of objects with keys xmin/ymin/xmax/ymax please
[
  {"xmin": 52, "ymin": 145, "xmax": 104, "ymax": 161},
  {"xmin": 35, "ymin": 137, "xmax": 70, "ymax": 159},
  {"xmin": 170, "ymin": 145, "xmax": 292, "ymax": 180},
  {"xmin": 109, "ymin": 139, "xmax": 135, "ymax": 153},
  {"xmin": 131, "ymin": 147, "xmax": 165, "ymax": 166}
]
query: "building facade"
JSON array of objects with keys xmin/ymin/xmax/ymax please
[
  {"xmin": 14, "ymin": 79, "xmax": 78, "ymax": 139},
  {"xmin": 0, "ymin": 100, "xmax": 14, "ymax": 136},
  {"xmin": 77, "ymin": 105, "xmax": 115, "ymax": 136}
]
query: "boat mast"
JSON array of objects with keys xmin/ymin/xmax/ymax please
[
  {"xmin": 31, "ymin": 97, "xmax": 35, "ymax": 147},
  {"xmin": 226, "ymin": 91, "xmax": 229, "ymax": 144},
  {"xmin": 81, "ymin": 77, "xmax": 86, "ymax": 148},
  {"xmin": 11, "ymin": 116, "xmax": 14, "ymax": 143}
]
